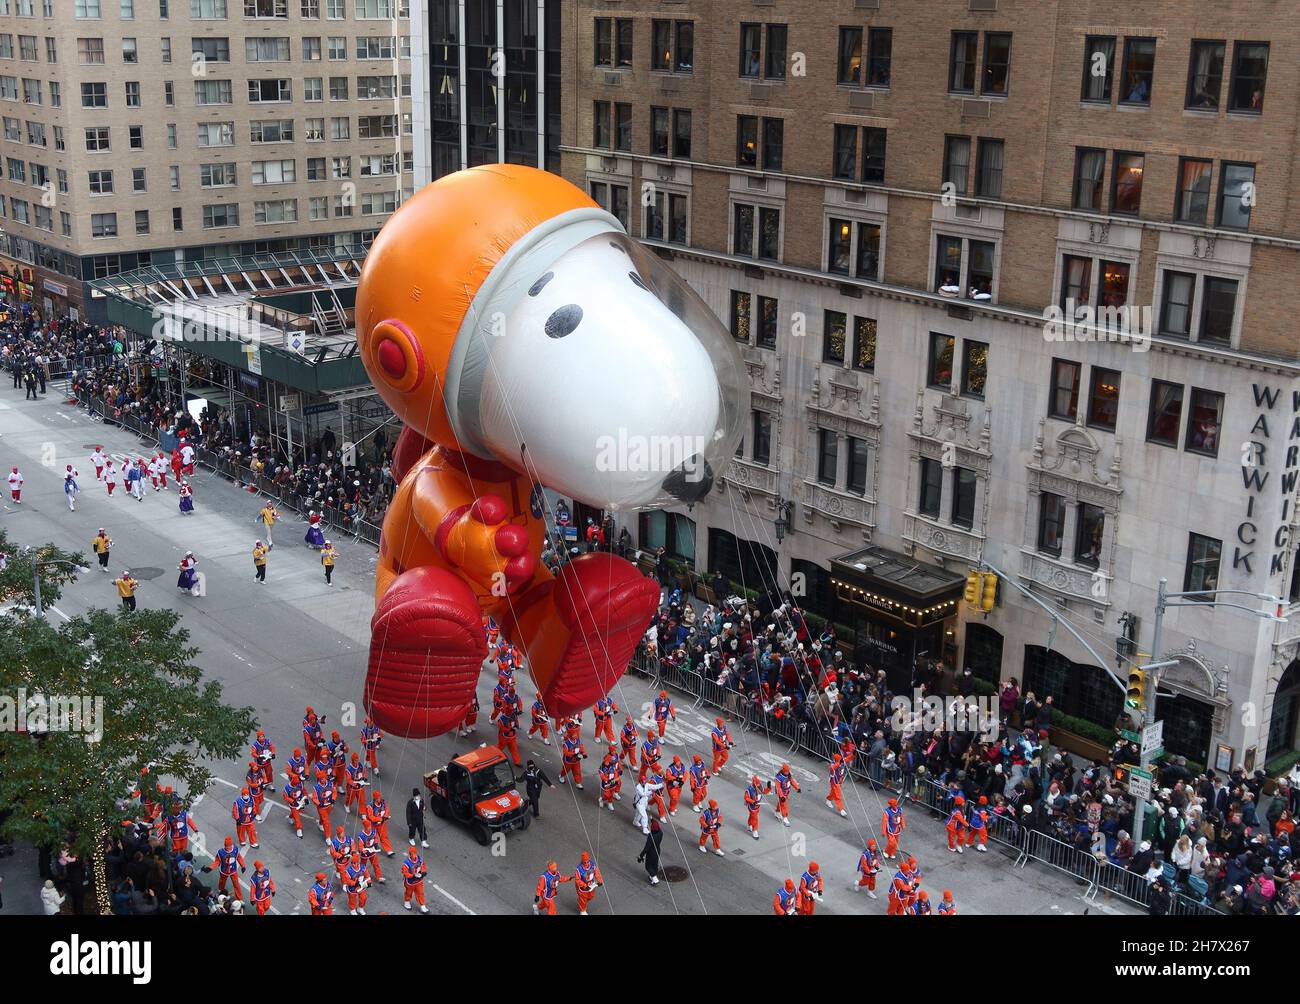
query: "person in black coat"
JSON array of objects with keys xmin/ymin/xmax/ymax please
[
  {"xmin": 637, "ymin": 818, "xmax": 664, "ymax": 885},
  {"xmin": 521, "ymin": 760, "xmax": 555, "ymax": 819},
  {"xmin": 406, "ymin": 787, "xmax": 429, "ymax": 848},
  {"xmin": 1148, "ymin": 876, "xmax": 1174, "ymax": 915}
]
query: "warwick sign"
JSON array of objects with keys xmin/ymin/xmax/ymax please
[{"xmin": 1236, "ymin": 384, "xmax": 1300, "ymax": 584}]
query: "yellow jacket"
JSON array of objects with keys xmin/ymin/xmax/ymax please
[
  {"xmin": 114, "ymin": 577, "xmax": 136, "ymax": 598},
  {"xmin": 259, "ymin": 506, "xmax": 277, "ymax": 525},
  {"xmin": 253, "ymin": 545, "xmax": 268, "ymax": 565},
  {"xmin": 322, "ymin": 547, "xmax": 337, "ymax": 567},
  {"xmin": 93, "ymin": 534, "xmax": 111, "ymax": 554}
]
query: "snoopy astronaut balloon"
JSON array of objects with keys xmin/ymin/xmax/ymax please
[{"xmin": 356, "ymin": 165, "xmax": 748, "ymax": 738}]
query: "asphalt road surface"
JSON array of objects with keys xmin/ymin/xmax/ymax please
[{"xmin": 0, "ymin": 387, "xmax": 1139, "ymax": 916}]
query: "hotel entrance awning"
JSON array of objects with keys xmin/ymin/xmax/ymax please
[{"xmin": 830, "ymin": 545, "xmax": 965, "ymax": 628}]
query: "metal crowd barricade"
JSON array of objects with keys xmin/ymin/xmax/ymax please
[{"xmin": 1020, "ymin": 829, "xmax": 1098, "ymax": 896}]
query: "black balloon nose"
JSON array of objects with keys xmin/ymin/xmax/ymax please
[{"xmin": 662, "ymin": 455, "xmax": 713, "ymax": 503}]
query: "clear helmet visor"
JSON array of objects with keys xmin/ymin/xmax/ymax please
[{"xmin": 470, "ymin": 231, "xmax": 749, "ymax": 511}]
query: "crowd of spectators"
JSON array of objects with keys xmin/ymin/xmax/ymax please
[
  {"xmin": 2, "ymin": 302, "xmax": 126, "ymax": 400},
  {"xmin": 639, "ymin": 582, "xmax": 1300, "ymax": 916}
]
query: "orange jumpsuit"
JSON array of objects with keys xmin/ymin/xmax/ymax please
[
  {"xmin": 165, "ymin": 811, "xmax": 197, "ymax": 855},
  {"xmin": 528, "ymin": 698, "xmax": 550, "ymax": 742},
  {"xmin": 344, "ymin": 857, "xmax": 369, "ymax": 913},
  {"xmin": 652, "ymin": 694, "xmax": 675, "ymax": 738},
  {"xmin": 645, "ymin": 770, "xmax": 668, "ymax": 820},
  {"xmin": 887, "ymin": 866, "xmax": 918, "ymax": 916},
  {"xmin": 593, "ymin": 697, "xmax": 617, "ymax": 744},
  {"xmin": 798, "ymin": 867, "xmax": 823, "ymax": 916},
  {"xmin": 573, "ymin": 857, "xmax": 603, "ymax": 914},
  {"xmin": 856, "ymin": 844, "xmax": 881, "ymax": 892},
  {"xmin": 665, "ymin": 760, "xmax": 686, "ymax": 814},
  {"xmin": 402, "ymin": 851, "xmax": 428, "ymax": 909},
  {"xmin": 710, "ymin": 723, "xmax": 732, "ymax": 774},
  {"xmin": 313, "ymin": 779, "xmax": 335, "ymax": 836},
  {"xmin": 774, "ymin": 883, "xmax": 802, "ymax": 916},
  {"xmin": 882, "ymin": 803, "xmax": 905, "ymax": 858},
  {"xmin": 534, "ymin": 867, "xmax": 569, "ymax": 916},
  {"xmin": 245, "ymin": 764, "xmax": 266, "ymax": 816},
  {"xmin": 361, "ymin": 720, "xmax": 384, "ymax": 772},
  {"xmin": 773, "ymin": 768, "xmax": 801, "ymax": 823},
  {"xmin": 967, "ymin": 804, "xmax": 990, "ymax": 847},
  {"xmin": 560, "ymin": 736, "xmax": 587, "ymax": 786},
  {"xmin": 213, "ymin": 842, "xmax": 246, "ymax": 900},
  {"xmin": 358, "ymin": 825, "xmax": 384, "ymax": 882},
  {"xmin": 497, "ymin": 708, "xmax": 522, "ymax": 767},
  {"xmin": 689, "ymin": 759, "xmax": 710, "ymax": 810},
  {"xmin": 309, "ymin": 877, "xmax": 334, "ymax": 915},
  {"xmin": 330, "ymin": 830, "xmax": 353, "ymax": 879},
  {"xmin": 826, "ymin": 760, "xmax": 847, "ymax": 815},
  {"xmin": 699, "ymin": 805, "xmax": 723, "ymax": 851},
  {"xmin": 619, "ymin": 721, "xmax": 638, "ymax": 769},
  {"xmin": 945, "ymin": 805, "xmax": 968, "ymax": 851},
  {"xmin": 638, "ymin": 735, "xmax": 662, "ymax": 783},
  {"xmin": 365, "ymin": 793, "xmax": 395, "ymax": 854},
  {"xmin": 599, "ymin": 757, "xmax": 622, "ymax": 807},
  {"xmin": 232, "ymin": 793, "xmax": 259, "ymax": 847},
  {"xmin": 250, "ymin": 867, "xmax": 275, "ymax": 915},
  {"xmin": 745, "ymin": 780, "xmax": 771, "ymax": 834},
  {"xmin": 283, "ymin": 780, "xmax": 306, "ymax": 836},
  {"xmin": 345, "ymin": 757, "xmax": 368, "ymax": 813}
]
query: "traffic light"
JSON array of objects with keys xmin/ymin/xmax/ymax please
[
  {"xmin": 1126, "ymin": 668, "xmax": 1147, "ymax": 710},
  {"xmin": 979, "ymin": 573, "xmax": 999, "ymax": 613},
  {"xmin": 964, "ymin": 571, "xmax": 982, "ymax": 605}
]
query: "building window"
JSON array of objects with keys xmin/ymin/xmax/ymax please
[
  {"xmin": 1228, "ymin": 41, "xmax": 1267, "ymax": 113},
  {"xmin": 650, "ymin": 106, "xmax": 668, "ymax": 156},
  {"xmin": 756, "ymin": 295, "xmax": 778, "ymax": 350},
  {"xmin": 982, "ymin": 32, "xmax": 1011, "ymax": 95},
  {"xmin": 1147, "ymin": 380, "xmax": 1184, "ymax": 447},
  {"xmin": 1099, "ymin": 261, "xmax": 1130, "ymax": 307},
  {"xmin": 934, "ymin": 235, "xmax": 994, "ymax": 299},
  {"xmin": 943, "ymin": 135, "xmax": 969, "ymax": 196},
  {"xmin": 764, "ymin": 24, "xmax": 786, "ymax": 78},
  {"xmin": 857, "ymin": 222, "xmax": 881, "ymax": 280},
  {"xmin": 674, "ymin": 109, "xmax": 692, "ymax": 159},
  {"xmin": 762, "ymin": 118, "xmax": 782, "ymax": 171},
  {"xmin": 675, "ymin": 20, "xmax": 693, "ymax": 72},
  {"xmin": 823, "ymin": 309, "xmax": 846, "ymax": 364},
  {"xmin": 754, "ymin": 207, "xmax": 780, "ymax": 260},
  {"xmin": 134, "ymin": 209, "xmax": 149, "ymax": 234},
  {"xmin": 1081, "ymin": 35, "xmax": 1115, "ymax": 102},
  {"xmin": 651, "ymin": 19, "xmax": 671, "ymax": 71},
  {"xmin": 1049, "ymin": 359, "xmax": 1080, "ymax": 421},
  {"xmin": 1037, "ymin": 493, "xmax": 1066, "ymax": 556},
  {"xmin": 1119, "ymin": 37, "xmax": 1154, "ymax": 105},
  {"xmin": 124, "ymin": 80, "xmax": 140, "ymax": 106},
  {"xmin": 949, "ymin": 31, "xmax": 977, "ymax": 92},
  {"xmin": 1075, "ymin": 503, "xmax": 1105, "ymax": 568},
  {"xmin": 736, "ymin": 115, "xmax": 757, "ymax": 167},
  {"xmin": 615, "ymin": 18, "xmax": 632, "ymax": 68},
  {"xmin": 752, "ymin": 411, "xmax": 772, "ymax": 466},
  {"xmin": 1175, "ymin": 157, "xmax": 1212, "ymax": 224},
  {"xmin": 935, "ymin": 235, "xmax": 962, "ymax": 292},
  {"xmin": 961, "ymin": 339, "xmax": 988, "ymax": 398},
  {"xmin": 1183, "ymin": 533, "xmax": 1221, "ymax": 599},
  {"xmin": 852, "ymin": 316, "xmax": 876, "ymax": 371},
  {"xmin": 1086, "ymin": 367, "xmax": 1120, "ymax": 431},
  {"xmin": 1216, "ymin": 162, "xmax": 1254, "ymax": 230},
  {"xmin": 1073, "ymin": 147, "xmax": 1105, "ymax": 211},
  {"xmin": 1199, "ymin": 277, "xmax": 1237, "ymax": 346},
  {"xmin": 592, "ymin": 100, "xmax": 609, "ymax": 149},
  {"xmin": 833, "ymin": 124, "xmax": 856, "ymax": 180},
  {"xmin": 733, "ymin": 203, "xmax": 754, "ymax": 257},
  {"xmin": 828, "ymin": 218, "xmax": 851, "ymax": 275},
  {"xmin": 817, "ymin": 429, "xmax": 838, "ymax": 486},
  {"xmin": 837, "ymin": 27, "xmax": 861, "ymax": 85},
  {"xmin": 918, "ymin": 458, "xmax": 943, "ymax": 518},
  {"xmin": 847, "ymin": 436, "xmax": 869, "ymax": 495},
  {"xmin": 928, "ymin": 332, "xmax": 954, "ymax": 390},
  {"xmin": 1159, "ymin": 271, "xmax": 1195, "ymax": 338},
  {"xmin": 1110, "ymin": 152, "xmax": 1144, "ymax": 215},
  {"xmin": 594, "ymin": 17, "xmax": 612, "ymax": 67},
  {"xmin": 614, "ymin": 103, "xmax": 631, "ymax": 152},
  {"xmin": 862, "ymin": 127, "xmax": 885, "ymax": 184},
  {"xmin": 90, "ymin": 212, "xmax": 117, "ymax": 237},
  {"xmin": 739, "ymin": 22, "xmax": 760, "ymax": 78},
  {"xmin": 87, "ymin": 169, "xmax": 113, "ymax": 194},
  {"xmin": 974, "ymin": 138, "xmax": 1003, "ymax": 199},
  {"xmin": 1185, "ymin": 40, "xmax": 1224, "ymax": 109},
  {"xmin": 1185, "ymin": 388, "xmax": 1224, "ymax": 457},
  {"xmin": 951, "ymin": 468, "xmax": 976, "ymax": 528},
  {"xmin": 1060, "ymin": 255, "xmax": 1092, "ymax": 310},
  {"xmin": 80, "ymin": 81, "xmax": 107, "ymax": 107},
  {"xmin": 730, "ymin": 290, "xmax": 751, "ymax": 343}
]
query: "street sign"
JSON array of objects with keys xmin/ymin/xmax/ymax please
[
  {"xmin": 1128, "ymin": 767, "xmax": 1154, "ymax": 800},
  {"xmin": 302, "ymin": 402, "xmax": 339, "ymax": 417},
  {"xmin": 1142, "ymin": 720, "xmax": 1164, "ymax": 755},
  {"xmin": 1119, "ymin": 729, "xmax": 1139, "ymax": 742},
  {"xmin": 279, "ymin": 393, "xmax": 300, "ymax": 412}
]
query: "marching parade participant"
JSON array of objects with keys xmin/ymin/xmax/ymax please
[
  {"xmin": 155, "ymin": 451, "xmax": 169, "ymax": 490},
  {"xmin": 329, "ymin": 825, "xmax": 353, "ymax": 879},
  {"xmin": 528, "ymin": 694, "xmax": 551, "ymax": 745},
  {"xmin": 946, "ymin": 796, "xmax": 969, "ymax": 853},
  {"xmin": 710, "ymin": 717, "xmax": 734, "ymax": 774},
  {"xmin": 938, "ymin": 889, "xmax": 957, "ymax": 914},
  {"xmin": 170, "ymin": 445, "xmax": 183, "ymax": 484},
  {"xmin": 285, "ymin": 746, "xmax": 307, "ymax": 787},
  {"xmin": 364, "ymin": 789, "xmax": 395, "ymax": 857},
  {"xmin": 907, "ymin": 889, "xmax": 932, "ymax": 915},
  {"xmin": 251, "ymin": 730, "xmax": 276, "ymax": 788},
  {"xmin": 967, "ymin": 795, "xmax": 991, "ymax": 852},
  {"xmin": 887, "ymin": 857, "xmax": 920, "ymax": 916},
  {"xmin": 257, "ymin": 500, "xmax": 280, "ymax": 548},
  {"xmin": 638, "ymin": 729, "xmax": 662, "ymax": 783},
  {"xmin": 178, "ymin": 478, "xmax": 194, "ymax": 514},
  {"xmin": 599, "ymin": 751, "xmax": 622, "ymax": 812},
  {"xmin": 113, "ymin": 570, "xmax": 138, "ymax": 612},
  {"xmin": 302, "ymin": 706, "xmax": 325, "ymax": 765},
  {"xmin": 308, "ymin": 872, "xmax": 334, "ymax": 915},
  {"xmin": 343, "ymin": 852, "xmax": 370, "ymax": 915},
  {"xmin": 521, "ymin": 759, "xmax": 556, "ymax": 819},
  {"xmin": 252, "ymin": 540, "xmax": 269, "ymax": 583},
  {"xmin": 313, "ymin": 771, "xmax": 337, "ymax": 842},
  {"xmin": 592, "ymin": 695, "xmax": 617, "ymax": 744},
  {"xmin": 63, "ymin": 464, "xmax": 79, "ymax": 511},
  {"xmin": 205, "ymin": 836, "xmax": 247, "ymax": 901},
  {"xmin": 126, "ymin": 456, "xmax": 144, "ymax": 501},
  {"xmin": 573, "ymin": 852, "xmax": 604, "ymax": 916},
  {"xmin": 7, "ymin": 464, "xmax": 23, "ymax": 503},
  {"xmin": 402, "ymin": 845, "xmax": 429, "ymax": 913},
  {"xmin": 328, "ymin": 729, "xmax": 349, "ymax": 791},
  {"xmin": 497, "ymin": 702, "xmax": 523, "ymax": 768},
  {"xmin": 744, "ymin": 774, "xmax": 773, "ymax": 839},
  {"xmin": 321, "ymin": 540, "xmax": 338, "ymax": 584},
  {"xmin": 358, "ymin": 816, "xmax": 385, "ymax": 884},
  {"xmin": 532, "ymin": 862, "xmax": 569, "ymax": 916},
  {"xmin": 664, "ymin": 755, "xmax": 686, "ymax": 816},
  {"xmin": 644, "ymin": 763, "xmax": 669, "ymax": 823},
  {"xmin": 772, "ymin": 763, "xmax": 801, "ymax": 827},
  {"xmin": 344, "ymin": 750, "xmax": 369, "ymax": 814},
  {"xmin": 92, "ymin": 528, "xmax": 112, "ymax": 572},
  {"xmin": 455, "ymin": 693, "xmax": 479, "ymax": 737},
  {"xmin": 361, "ymin": 716, "xmax": 383, "ymax": 775},
  {"xmin": 652, "ymin": 690, "xmax": 676, "ymax": 737},
  {"xmin": 90, "ymin": 445, "xmax": 106, "ymax": 481},
  {"xmin": 249, "ymin": 862, "xmax": 275, "ymax": 916},
  {"xmin": 882, "ymin": 797, "xmax": 906, "ymax": 859},
  {"xmin": 179, "ymin": 437, "xmax": 196, "ymax": 475},
  {"xmin": 854, "ymin": 839, "xmax": 882, "ymax": 898},
  {"xmin": 798, "ymin": 862, "xmax": 824, "ymax": 915},
  {"xmin": 147, "ymin": 453, "xmax": 161, "ymax": 491},
  {"xmin": 282, "ymin": 773, "xmax": 306, "ymax": 839},
  {"xmin": 698, "ymin": 799, "xmax": 724, "ymax": 855},
  {"xmin": 774, "ymin": 878, "xmax": 801, "ymax": 916},
  {"xmin": 304, "ymin": 510, "xmax": 326, "ymax": 549},
  {"xmin": 558, "ymin": 731, "xmax": 587, "ymax": 788},
  {"xmin": 619, "ymin": 715, "xmax": 638, "ymax": 771},
  {"xmin": 103, "ymin": 459, "xmax": 117, "ymax": 497},
  {"xmin": 689, "ymin": 754, "xmax": 711, "ymax": 812},
  {"xmin": 164, "ymin": 801, "xmax": 198, "ymax": 855},
  {"xmin": 231, "ymin": 786, "xmax": 260, "ymax": 848},
  {"xmin": 826, "ymin": 753, "xmax": 849, "ymax": 818},
  {"xmin": 244, "ymin": 759, "xmax": 267, "ymax": 818},
  {"xmin": 176, "ymin": 552, "xmax": 198, "ymax": 595},
  {"xmin": 632, "ymin": 773, "xmax": 663, "ymax": 834}
]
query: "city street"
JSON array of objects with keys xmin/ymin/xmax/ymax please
[{"xmin": 0, "ymin": 389, "xmax": 1138, "ymax": 916}]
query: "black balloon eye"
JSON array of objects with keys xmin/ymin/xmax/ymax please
[
  {"xmin": 544, "ymin": 304, "xmax": 583, "ymax": 339},
  {"xmin": 609, "ymin": 240, "xmax": 625, "ymax": 253},
  {"xmin": 528, "ymin": 272, "xmax": 554, "ymax": 297},
  {"xmin": 629, "ymin": 271, "xmax": 649, "ymax": 291}
]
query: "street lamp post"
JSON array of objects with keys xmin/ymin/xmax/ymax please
[
  {"xmin": 29, "ymin": 554, "xmax": 87, "ymax": 620},
  {"xmin": 1130, "ymin": 578, "xmax": 1287, "ymax": 850}
]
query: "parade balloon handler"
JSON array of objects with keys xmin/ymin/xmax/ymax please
[{"xmin": 354, "ymin": 164, "xmax": 749, "ymax": 739}]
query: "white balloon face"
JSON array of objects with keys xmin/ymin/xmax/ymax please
[{"xmin": 475, "ymin": 233, "xmax": 746, "ymax": 510}]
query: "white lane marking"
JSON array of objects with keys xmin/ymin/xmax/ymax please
[
  {"xmin": 432, "ymin": 884, "xmax": 476, "ymax": 915},
  {"xmin": 57, "ymin": 412, "xmax": 73, "ymax": 422},
  {"xmin": 211, "ymin": 775, "xmax": 286, "ymax": 814},
  {"xmin": 46, "ymin": 605, "xmax": 71, "ymax": 621}
]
